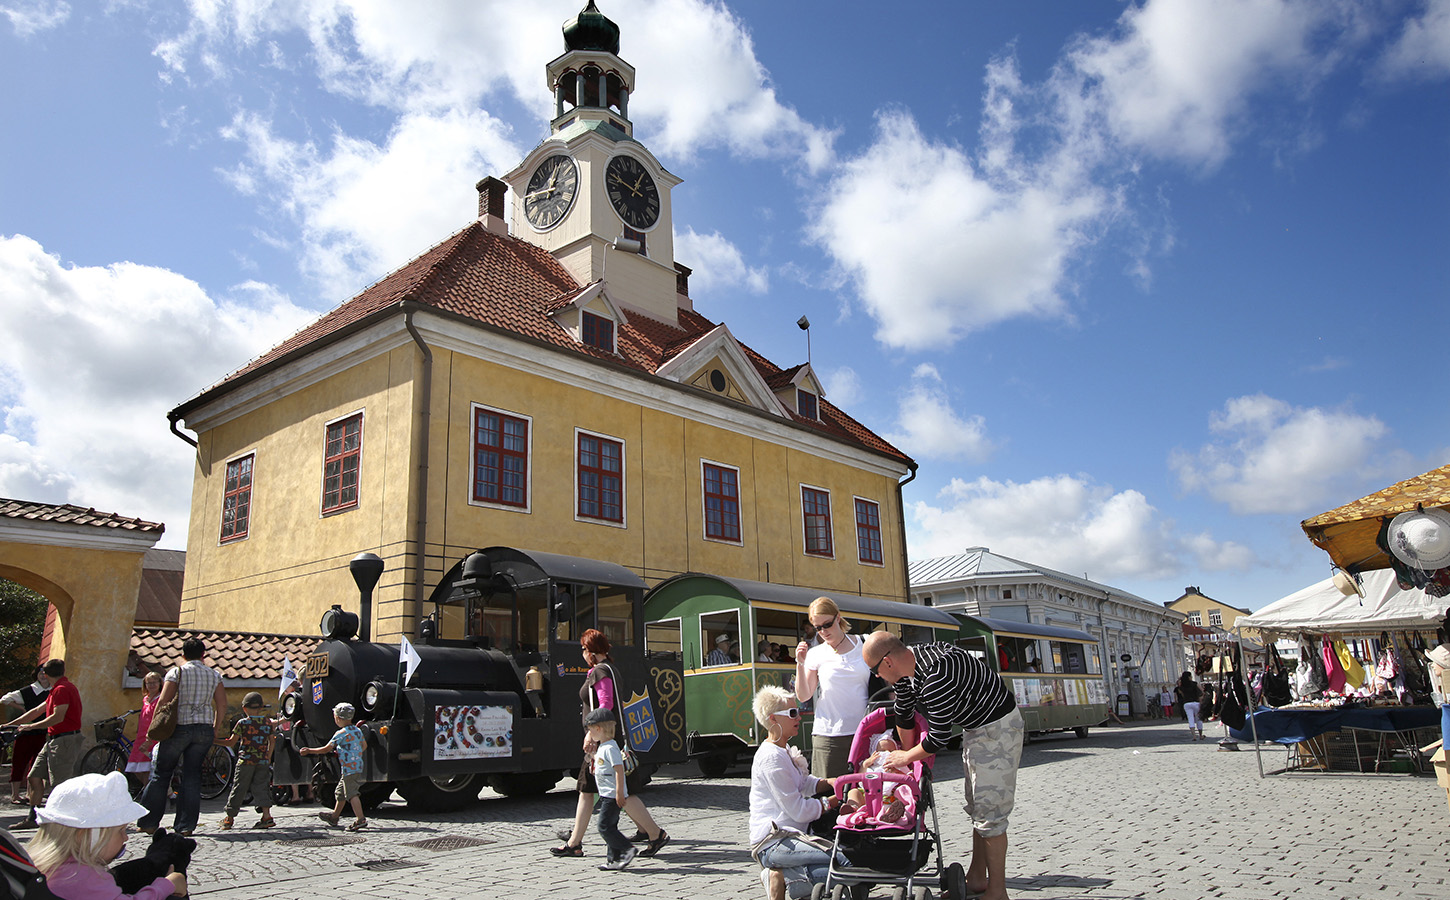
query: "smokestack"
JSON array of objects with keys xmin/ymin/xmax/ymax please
[{"xmin": 349, "ymin": 552, "xmax": 385, "ymax": 643}]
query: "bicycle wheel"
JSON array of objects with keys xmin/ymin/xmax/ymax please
[
  {"xmin": 79, "ymin": 744, "xmax": 126, "ymax": 778},
  {"xmin": 200, "ymin": 744, "xmax": 234, "ymax": 800}
]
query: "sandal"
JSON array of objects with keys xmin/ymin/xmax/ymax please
[
  {"xmin": 218, "ymin": 817, "xmax": 233, "ymax": 830},
  {"xmin": 255, "ymin": 816, "xmax": 276, "ymax": 829},
  {"xmin": 317, "ymin": 812, "xmax": 340, "ymax": 827},
  {"xmin": 640, "ymin": 830, "xmax": 671, "ymax": 857},
  {"xmin": 345, "ymin": 819, "xmax": 368, "ymax": 832},
  {"xmin": 549, "ymin": 843, "xmax": 583, "ymax": 858}
]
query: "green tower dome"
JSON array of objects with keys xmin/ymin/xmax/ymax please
[{"xmin": 563, "ymin": 1, "xmax": 620, "ymax": 55}]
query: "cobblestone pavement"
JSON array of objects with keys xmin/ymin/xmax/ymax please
[{"xmin": 3, "ymin": 721, "xmax": 1444, "ymax": 899}]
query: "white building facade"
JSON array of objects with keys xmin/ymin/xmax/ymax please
[{"xmin": 909, "ymin": 548, "xmax": 1187, "ymax": 711}]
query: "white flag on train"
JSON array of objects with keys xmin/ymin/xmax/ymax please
[
  {"xmin": 400, "ymin": 636, "xmax": 423, "ymax": 685},
  {"xmin": 278, "ymin": 657, "xmax": 298, "ymax": 698}
]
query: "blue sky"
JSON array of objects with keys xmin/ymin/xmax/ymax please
[{"xmin": 1, "ymin": 0, "xmax": 1447, "ymax": 611}]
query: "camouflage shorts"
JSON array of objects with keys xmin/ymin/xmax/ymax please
[{"xmin": 960, "ymin": 706, "xmax": 1023, "ymax": 837}]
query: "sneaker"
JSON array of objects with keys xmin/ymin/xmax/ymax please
[
  {"xmin": 14, "ymin": 810, "xmax": 37, "ymax": 830},
  {"xmin": 219, "ymin": 817, "xmax": 234, "ymax": 830},
  {"xmin": 612, "ymin": 846, "xmax": 638, "ymax": 870}
]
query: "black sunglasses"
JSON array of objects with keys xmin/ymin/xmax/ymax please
[{"xmin": 868, "ymin": 653, "xmax": 889, "ymax": 677}]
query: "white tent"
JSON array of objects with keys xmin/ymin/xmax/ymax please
[{"xmin": 1239, "ymin": 569, "xmax": 1447, "ymax": 635}]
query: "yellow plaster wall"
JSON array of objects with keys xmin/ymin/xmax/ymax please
[
  {"xmin": 0, "ymin": 543, "xmax": 146, "ymax": 724},
  {"xmin": 181, "ymin": 349, "xmax": 418, "ymax": 636},
  {"xmin": 181, "ymin": 343, "xmax": 909, "ymax": 642}
]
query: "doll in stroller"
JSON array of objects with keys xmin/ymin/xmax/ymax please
[{"xmin": 814, "ymin": 708, "xmax": 969, "ymax": 900}]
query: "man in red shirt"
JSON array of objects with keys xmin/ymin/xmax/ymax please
[{"xmin": 2, "ymin": 658, "xmax": 83, "ymax": 828}]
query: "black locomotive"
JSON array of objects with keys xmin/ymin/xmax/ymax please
[{"xmin": 271, "ymin": 547, "xmax": 686, "ymax": 812}]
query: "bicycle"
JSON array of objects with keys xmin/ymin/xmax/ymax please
[{"xmin": 79, "ymin": 710, "xmax": 235, "ymax": 801}]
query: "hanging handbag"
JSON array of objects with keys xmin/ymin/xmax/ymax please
[
  {"xmin": 1217, "ymin": 646, "xmax": 1246, "ymax": 730},
  {"xmin": 1261, "ymin": 645, "xmax": 1292, "ymax": 707},
  {"xmin": 146, "ymin": 666, "xmax": 189, "ymax": 742}
]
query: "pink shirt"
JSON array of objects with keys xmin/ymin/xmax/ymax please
[{"xmin": 45, "ymin": 861, "xmax": 174, "ymax": 900}]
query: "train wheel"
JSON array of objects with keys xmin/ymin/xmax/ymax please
[
  {"xmin": 1074, "ymin": 726, "xmax": 1089, "ymax": 739},
  {"xmin": 489, "ymin": 771, "xmax": 561, "ymax": 797},
  {"xmin": 396, "ymin": 773, "xmax": 484, "ymax": 812},
  {"xmin": 697, "ymin": 753, "xmax": 730, "ymax": 778}
]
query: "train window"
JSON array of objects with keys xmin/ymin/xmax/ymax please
[
  {"xmin": 956, "ymin": 636, "xmax": 990, "ymax": 667},
  {"xmin": 701, "ymin": 611, "xmax": 740, "ymax": 667},
  {"xmin": 597, "ymin": 586, "xmax": 634, "ymax": 647},
  {"xmin": 997, "ymin": 636, "xmax": 1048, "ymax": 673},
  {"xmin": 516, "ymin": 583, "xmax": 547, "ymax": 655},
  {"xmin": 753, "ymin": 608, "xmax": 800, "ymax": 663},
  {"xmin": 1053, "ymin": 641, "xmax": 1087, "ymax": 674},
  {"xmin": 1086, "ymin": 644, "xmax": 1102, "ymax": 674},
  {"xmin": 646, "ymin": 619, "xmax": 682, "ymax": 660},
  {"xmin": 472, "ymin": 587, "xmax": 513, "ymax": 650}
]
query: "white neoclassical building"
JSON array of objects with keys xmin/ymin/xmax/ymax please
[{"xmin": 908, "ymin": 548, "xmax": 1187, "ymax": 714}]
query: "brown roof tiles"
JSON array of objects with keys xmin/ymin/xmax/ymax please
[
  {"xmin": 130, "ymin": 628, "xmax": 318, "ymax": 681},
  {"xmin": 0, "ymin": 498, "xmax": 164, "ymax": 534}
]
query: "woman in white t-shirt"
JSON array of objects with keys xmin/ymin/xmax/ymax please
[{"xmin": 794, "ymin": 597, "xmax": 871, "ymax": 778}]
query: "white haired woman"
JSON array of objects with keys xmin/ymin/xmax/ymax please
[{"xmin": 748, "ymin": 685, "xmax": 848, "ymax": 900}]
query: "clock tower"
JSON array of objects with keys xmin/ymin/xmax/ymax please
[{"xmin": 502, "ymin": 1, "xmax": 683, "ymax": 325}]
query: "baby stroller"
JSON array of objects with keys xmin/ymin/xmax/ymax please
[{"xmin": 814, "ymin": 708, "xmax": 967, "ymax": 900}]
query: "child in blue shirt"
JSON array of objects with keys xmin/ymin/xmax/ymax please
[
  {"xmin": 584, "ymin": 707, "xmax": 636, "ymax": 870},
  {"xmin": 300, "ymin": 702, "xmax": 367, "ymax": 832}
]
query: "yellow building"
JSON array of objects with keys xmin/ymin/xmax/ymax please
[
  {"xmin": 1167, "ymin": 586, "xmax": 1254, "ymax": 635},
  {"xmin": 167, "ymin": 3, "xmax": 914, "ymax": 642}
]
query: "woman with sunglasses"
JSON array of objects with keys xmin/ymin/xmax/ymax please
[
  {"xmin": 794, "ymin": 597, "xmax": 870, "ymax": 777},
  {"xmin": 748, "ymin": 686, "xmax": 846, "ymax": 900}
]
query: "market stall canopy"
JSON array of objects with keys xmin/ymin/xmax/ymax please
[
  {"xmin": 1300, "ymin": 462, "xmax": 1450, "ymax": 572},
  {"xmin": 1238, "ymin": 569, "xmax": 1446, "ymax": 636}
]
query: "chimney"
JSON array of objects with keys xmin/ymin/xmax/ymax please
[
  {"xmin": 674, "ymin": 262, "xmax": 692, "ymax": 311},
  {"xmin": 476, "ymin": 177, "xmax": 508, "ymax": 235}
]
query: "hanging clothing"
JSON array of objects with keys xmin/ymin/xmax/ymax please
[
  {"xmin": 1321, "ymin": 636, "xmax": 1346, "ymax": 693},
  {"xmin": 1334, "ymin": 639, "xmax": 1365, "ymax": 690}
]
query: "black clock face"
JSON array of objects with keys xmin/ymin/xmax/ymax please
[
  {"xmin": 605, "ymin": 155, "xmax": 660, "ymax": 229},
  {"xmin": 523, "ymin": 154, "xmax": 579, "ymax": 230}
]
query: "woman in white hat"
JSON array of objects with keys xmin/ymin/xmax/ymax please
[{"xmin": 27, "ymin": 771, "xmax": 187, "ymax": 899}]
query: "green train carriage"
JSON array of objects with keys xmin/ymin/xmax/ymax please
[{"xmin": 641, "ymin": 573, "xmax": 961, "ymax": 776}]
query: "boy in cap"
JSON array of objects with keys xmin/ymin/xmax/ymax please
[
  {"xmin": 584, "ymin": 706, "xmax": 636, "ymax": 870},
  {"xmin": 216, "ymin": 692, "xmax": 275, "ymax": 830},
  {"xmin": 300, "ymin": 703, "xmax": 367, "ymax": 831}
]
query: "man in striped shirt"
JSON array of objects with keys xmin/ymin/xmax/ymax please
[{"xmin": 863, "ymin": 633, "xmax": 1024, "ymax": 900}]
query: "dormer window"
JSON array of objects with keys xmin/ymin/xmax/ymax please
[
  {"xmin": 797, "ymin": 389, "xmax": 818, "ymax": 421},
  {"xmin": 582, "ymin": 312, "xmax": 615, "ymax": 352}
]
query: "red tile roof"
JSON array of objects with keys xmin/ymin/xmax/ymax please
[
  {"xmin": 0, "ymin": 498, "xmax": 163, "ymax": 534},
  {"xmin": 130, "ymin": 628, "xmax": 318, "ymax": 681},
  {"xmin": 175, "ymin": 222, "xmax": 911, "ymax": 465}
]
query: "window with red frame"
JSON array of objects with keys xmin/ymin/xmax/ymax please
[
  {"xmin": 220, "ymin": 454, "xmax": 254, "ymax": 542},
  {"xmin": 855, "ymin": 498, "xmax": 883, "ymax": 564},
  {"xmin": 581, "ymin": 312, "xmax": 614, "ymax": 352},
  {"xmin": 578, "ymin": 433, "xmax": 623, "ymax": 522},
  {"xmin": 473, "ymin": 408, "xmax": 529, "ymax": 507},
  {"xmin": 802, "ymin": 486, "xmax": 833, "ymax": 556},
  {"xmin": 322, "ymin": 413, "xmax": 362, "ymax": 513},
  {"xmin": 797, "ymin": 389, "xmax": 818, "ymax": 421},
  {"xmin": 703, "ymin": 463, "xmax": 741, "ymax": 542}
]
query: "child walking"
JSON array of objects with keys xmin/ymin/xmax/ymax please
[
  {"xmin": 300, "ymin": 702, "xmax": 367, "ymax": 832},
  {"xmin": 584, "ymin": 707, "xmax": 636, "ymax": 871},
  {"xmin": 216, "ymin": 692, "xmax": 276, "ymax": 830},
  {"xmin": 27, "ymin": 771, "xmax": 188, "ymax": 899}
]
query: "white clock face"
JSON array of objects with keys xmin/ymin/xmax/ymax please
[{"xmin": 523, "ymin": 154, "xmax": 579, "ymax": 230}]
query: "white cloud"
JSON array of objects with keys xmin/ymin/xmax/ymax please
[
  {"xmin": 0, "ymin": 0, "xmax": 69, "ymax": 36},
  {"xmin": 157, "ymin": 0, "xmax": 832, "ymax": 167},
  {"xmin": 673, "ymin": 227, "xmax": 768, "ymax": 296},
  {"xmin": 821, "ymin": 366, "xmax": 861, "ymax": 408},
  {"xmin": 882, "ymin": 367, "xmax": 995, "ymax": 462},
  {"xmin": 1381, "ymin": 0, "xmax": 1450, "ymax": 78},
  {"xmin": 808, "ymin": 109, "xmax": 1108, "ymax": 350},
  {"xmin": 909, "ymin": 473, "xmax": 1255, "ymax": 581},
  {"xmin": 1170, "ymin": 393, "xmax": 1390, "ymax": 515},
  {"xmin": 0, "ymin": 235, "xmax": 314, "ymax": 543},
  {"xmin": 221, "ymin": 108, "xmax": 521, "ymax": 298}
]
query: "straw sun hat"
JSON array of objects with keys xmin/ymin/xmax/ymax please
[
  {"xmin": 1387, "ymin": 508, "xmax": 1450, "ymax": 572},
  {"xmin": 35, "ymin": 772, "xmax": 147, "ymax": 829}
]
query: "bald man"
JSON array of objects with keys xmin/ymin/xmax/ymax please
[{"xmin": 862, "ymin": 632, "xmax": 1023, "ymax": 900}]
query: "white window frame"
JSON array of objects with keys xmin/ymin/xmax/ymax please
[
  {"xmin": 574, "ymin": 427, "xmax": 627, "ymax": 528},
  {"xmin": 699, "ymin": 607, "xmax": 743, "ymax": 669},
  {"xmin": 319, "ymin": 409, "xmax": 365, "ymax": 517},
  {"xmin": 468, "ymin": 402, "xmax": 533, "ymax": 514},
  {"xmin": 800, "ymin": 482, "xmax": 835, "ymax": 559},
  {"xmin": 700, "ymin": 459, "xmax": 743, "ymax": 545}
]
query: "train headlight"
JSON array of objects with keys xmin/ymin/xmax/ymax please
[
  {"xmin": 363, "ymin": 682, "xmax": 381, "ymax": 711},
  {"xmin": 320, "ymin": 604, "xmax": 359, "ymax": 641},
  {"xmin": 281, "ymin": 692, "xmax": 300, "ymax": 718}
]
